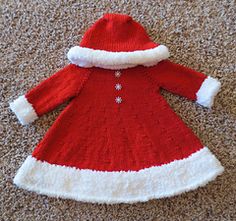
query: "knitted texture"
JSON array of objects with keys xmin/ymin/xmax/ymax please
[
  {"xmin": 31, "ymin": 64, "xmax": 206, "ymax": 171},
  {"xmin": 67, "ymin": 13, "xmax": 169, "ymax": 69},
  {"xmin": 9, "ymin": 13, "xmax": 223, "ymax": 204},
  {"xmin": 80, "ymin": 13, "xmax": 158, "ymax": 51}
]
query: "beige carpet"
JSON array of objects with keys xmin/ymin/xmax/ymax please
[{"xmin": 1, "ymin": 0, "xmax": 235, "ymax": 220}]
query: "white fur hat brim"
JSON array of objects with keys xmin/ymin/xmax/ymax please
[{"xmin": 67, "ymin": 45, "xmax": 170, "ymax": 70}]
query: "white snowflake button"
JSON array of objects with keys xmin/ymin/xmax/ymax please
[
  {"xmin": 115, "ymin": 83, "xmax": 122, "ymax": 90},
  {"xmin": 115, "ymin": 96, "xmax": 122, "ymax": 104},
  {"xmin": 115, "ymin": 71, "xmax": 121, "ymax": 78}
]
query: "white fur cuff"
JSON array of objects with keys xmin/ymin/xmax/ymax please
[
  {"xmin": 196, "ymin": 76, "xmax": 221, "ymax": 108},
  {"xmin": 9, "ymin": 95, "xmax": 38, "ymax": 125}
]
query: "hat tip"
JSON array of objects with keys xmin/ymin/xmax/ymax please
[{"xmin": 103, "ymin": 13, "xmax": 132, "ymax": 21}]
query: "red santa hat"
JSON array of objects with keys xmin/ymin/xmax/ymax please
[{"xmin": 67, "ymin": 13, "xmax": 170, "ymax": 69}]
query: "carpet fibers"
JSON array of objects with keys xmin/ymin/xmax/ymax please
[{"xmin": 0, "ymin": 0, "xmax": 236, "ymax": 220}]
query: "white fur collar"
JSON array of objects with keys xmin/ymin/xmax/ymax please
[{"xmin": 67, "ymin": 45, "xmax": 170, "ymax": 70}]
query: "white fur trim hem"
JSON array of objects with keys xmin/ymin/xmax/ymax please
[
  {"xmin": 9, "ymin": 95, "xmax": 38, "ymax": 125},
  {"xmin": 196, "ymin": 76, "xmax": 221, "ymax": 108},
  {"xmin": 13, "ymin": 147, "xmax": 224, "ymax": 204},
  {"xmin": 67, "ymin": 45, "xmax": 170, "ymax": 70}
]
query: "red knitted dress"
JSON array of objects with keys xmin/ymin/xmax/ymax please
[{"xmin": 10, "ymin": 13, "xmax": 224, "ymax": 204}]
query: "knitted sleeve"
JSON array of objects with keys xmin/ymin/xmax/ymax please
[
  {"xmin": 148, "ymin": 60, "xmax": 221, "ymax": 108},
  {"xmin": 9, "ymin": 64, "xmax": 90, "ymax": 125}
]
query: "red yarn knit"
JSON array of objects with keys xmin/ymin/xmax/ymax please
[
  {"xmin": 10, "ymin": 13, "xmax": 223, "ymax": 204},
  {"xmin": 30, "ymin": 63, "xmax": 205, "ymax": 171}
]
